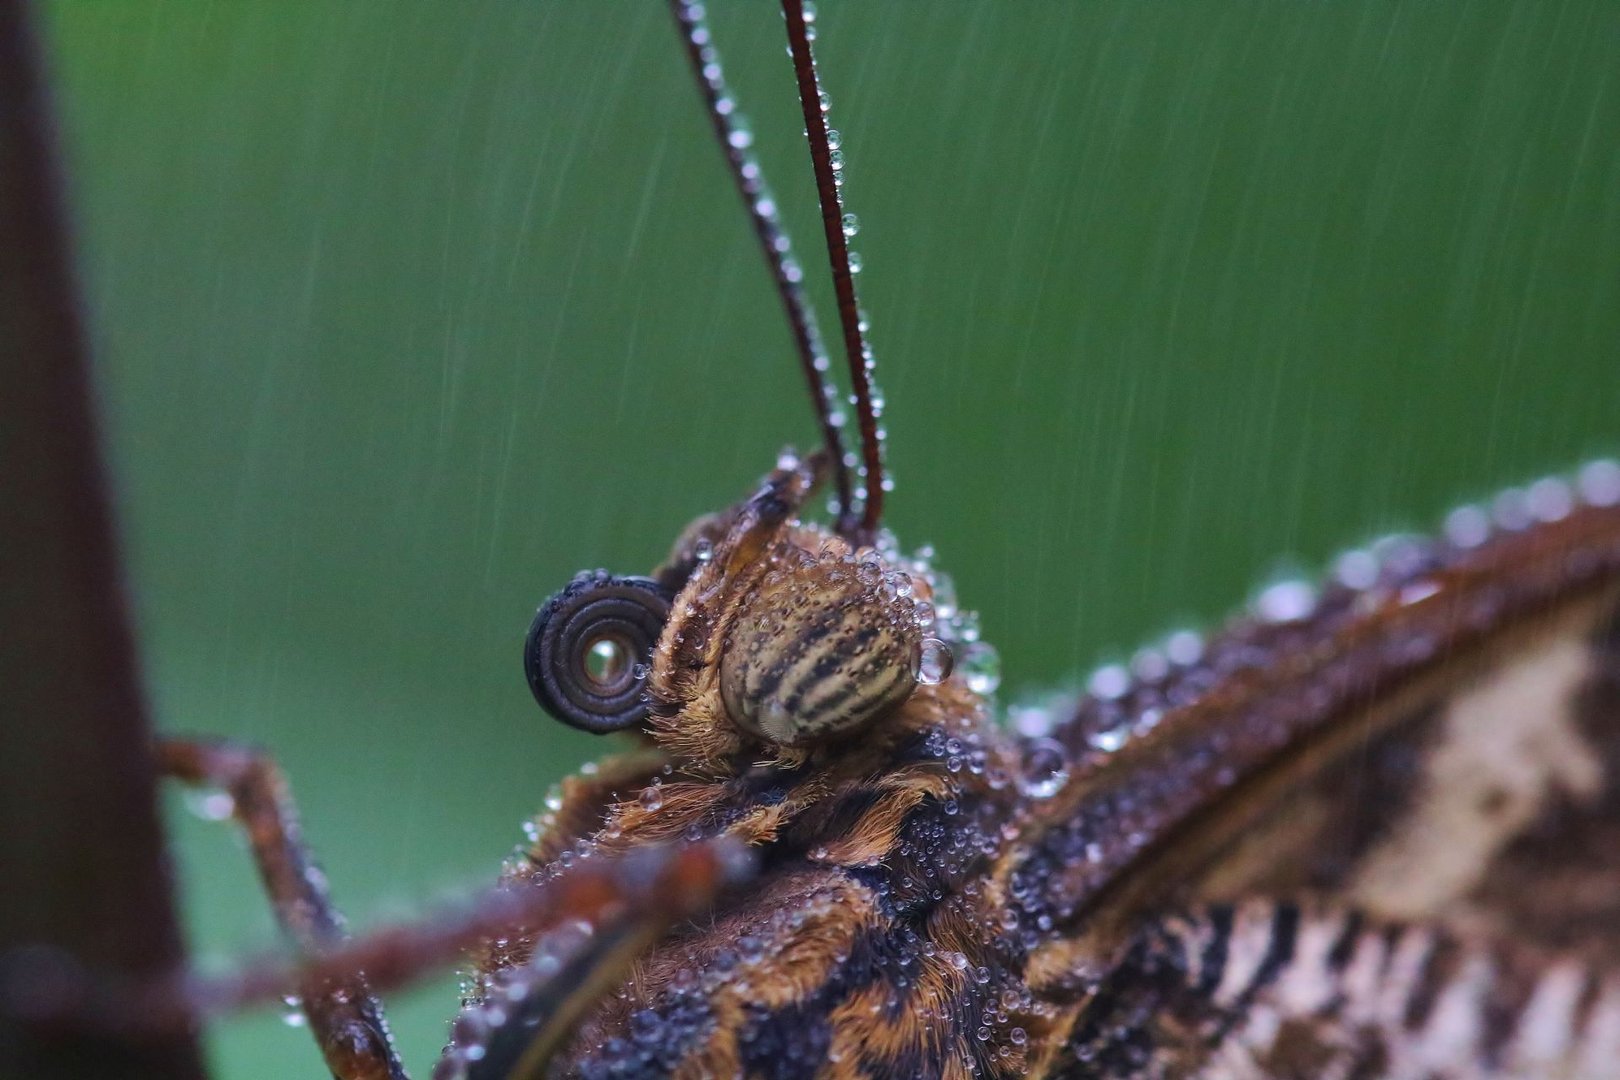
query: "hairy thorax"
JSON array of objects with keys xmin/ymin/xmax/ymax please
[{"xmin": 475, "ymin": 456, "xmax": 1043, "ymax": 1077}]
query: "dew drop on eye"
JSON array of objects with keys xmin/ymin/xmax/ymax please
[{"xmin": 915, "ymin": 637, "xmax": 954, "ymax": 685}]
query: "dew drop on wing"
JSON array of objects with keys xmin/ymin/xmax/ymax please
[
  {"xmin": 1253, "ymin": 577, "xmax": 1317, "ymax": 623},
  {"xmin": 1020, "ymin": 738, "xmax": 1069, "ymax": 798},
  {"xmin": 1087, "ymin": 662, "xmax": 1130, "ymax": 700},
  {"xmin": 1164, "ymin": 628, "xmax": 1204, "ymax": 666},
  {"xmin": 1527, "ymin": 475, "xmax": 1575, "ymax": 521},
  {"xmin": 1578, "ymin": 458, "xmax": 1620, "ymax": 505},
  {"xmin": 1088, "ymin": 725, "xmax": 1129, "ymax": 754}
]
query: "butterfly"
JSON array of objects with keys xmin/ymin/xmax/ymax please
[{"xmin": 12, "ymin": 2, "xmax": 1620, "ymax": 1080}]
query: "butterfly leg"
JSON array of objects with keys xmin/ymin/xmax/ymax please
[
  {"xmin": 9, "ymin": 738, "xmax": 748, "ymax": 1080},
  {"xmin": 157, "ymin": 735, "xmax": 408, "ymax": 1080},
  {"xmin": 191, "ymin": 833, "xmax": 749, "ymax": 1080},
  {"xmin": 1061, "ymin": 898, "xmax": 1620, "ymax": 1079}
]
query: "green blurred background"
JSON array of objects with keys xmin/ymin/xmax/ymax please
[{"xmin": 39, "ymin": 1, "xmax": 1620, "ymax": 1075}]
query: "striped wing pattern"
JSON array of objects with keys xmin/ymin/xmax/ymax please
[{"xmin": 1067, "ymin": 899, "xmax": 1620, "ymax": 1080}]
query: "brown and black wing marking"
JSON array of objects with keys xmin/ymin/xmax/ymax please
[
  {"xmin": 1010, "ymin": 463, "xmax": 1620, "ymax": 1077},
  {"xmin": 1063, "ymin": 898, "xmax": 1620, "ymax": 1079}
]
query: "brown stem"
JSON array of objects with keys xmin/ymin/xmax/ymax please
[{"xmin": 0, "ymin": 2, "xmax": 205, "ymax": 1076}]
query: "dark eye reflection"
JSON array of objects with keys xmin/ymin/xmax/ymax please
[{"xmin": 524, "ymin": 572, "xmax": 672, "ymax": 734}]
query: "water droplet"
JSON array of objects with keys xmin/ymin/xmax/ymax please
[
  {"xmin": 1020, "ymin": 738, "xmax": 1069, "ymax": 799},
  {"xmin": 828, "ymin": 149, "xmax": 845, "ymax": 172},
  {"xmin": 1089, "ymin": 725, "xmax": 1129, "ymax": 753},
  {"xmin": 929, "ymin": 573, "xmax": 958, "ymax": 621},
  {"xmin": 1087, "ymin": 663, "xmax": 1130, "ymax": 700},
  {"xmin": 451, "ymin": 1009, "xmax": 489, "ymax": 1048},
  {"xmin": 281, "ymin": 995, "xmax": 307, "ymax": 1028},
  {"xmin": 1492, "ymin": 488, "xmax": 1532, "ymax": 531},
  {"xmin": 693, "ymin": 537, "xmax": 714, "ymax": 563},
  {"xmin": 184, "ymin": 788, "xmax": 234, "ymax": 822},
  {"xmin": 727, "ymin": 126, "xmax": 753, "ymax": 150},
  {"xmin": 1527, "ymin": 477, "xmax": 1574, "ymax": 522},
  {"xmin": 825, "ymin": 127, "xmax": 840, "ymax": 149},
  {"xmin": 841, "ymin": 212, "xmax": 859, "ymax": 237},
  {"xmin": 959, "ymin": 641, "xmax": 1001, "ymax": 695},
  {"xmin": 1334, "ymin": 548, "xmax": 1379, "ymax": 589},
  {"xmin": 846, "ymin": 251, "xmax": 863, "ymax": 274},
  {"xmin": 1578, "ymin": 459, "xmax": 1620, "ymax": 507},
  {"xmin": 1443, "ymin": 505, "xmax": 1490, "ymax": 548},
  {"xmin": 638, "ymin": 780, "xmax": 664, "ymax": 812},
  {"xmin": 1254, "ymin": 578, "xmax": 1316, "ymax": 624},
  {"xmin": 1009, "ymin": 703, "xmax": 1055, "ymax": 738},
  {"xmin": 1129, "ymin": 647, "xmax": 1169, "ymax": 684},
  {"xmin": 911, "ymin": 600, "xmax": 935, "ymax": 629},
  {"xmin": 1164, "ymin": 629, "xmax": 1203, "ymax": 666},
  {"xmin": 915, "ymin": 638, "xmax": 954, "ymax": 685},
  {"xmin": 585, "ymin": 637, "xmax": 629, "ymax": 686},
  {"xmin": 955, "ymin": 611, "xmax": 982, "ymax": 644}
]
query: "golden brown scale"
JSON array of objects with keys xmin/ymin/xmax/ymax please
[{"xmin": 574, "ymin": 870, "xmax": 881, "ymax": 1078}]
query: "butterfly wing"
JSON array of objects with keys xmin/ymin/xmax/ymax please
[{"xmin": 1016, "ymin": 468, "xmax": 1620, "ymax": 1076}]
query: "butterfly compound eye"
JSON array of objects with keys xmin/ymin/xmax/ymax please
[
  {"xmin": 720, "ymin": 552, "xmax": 922, "ymax": 749},
  {"xmin": 525, "ymin": 573, "xmax": 673, "ymax": 734}
]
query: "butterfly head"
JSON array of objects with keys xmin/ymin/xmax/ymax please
[{"xmin": 526, "ymin": 450, "xmax": 954, "ymax": 772}]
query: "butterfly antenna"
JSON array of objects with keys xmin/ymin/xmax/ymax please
[
  {"xmin": 781, "ymin": 0, "xmax": 885, "ymax": 542},
  {"xmin": 668, "ymin": 0, "xmax": 853, "ymax": 524}
]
